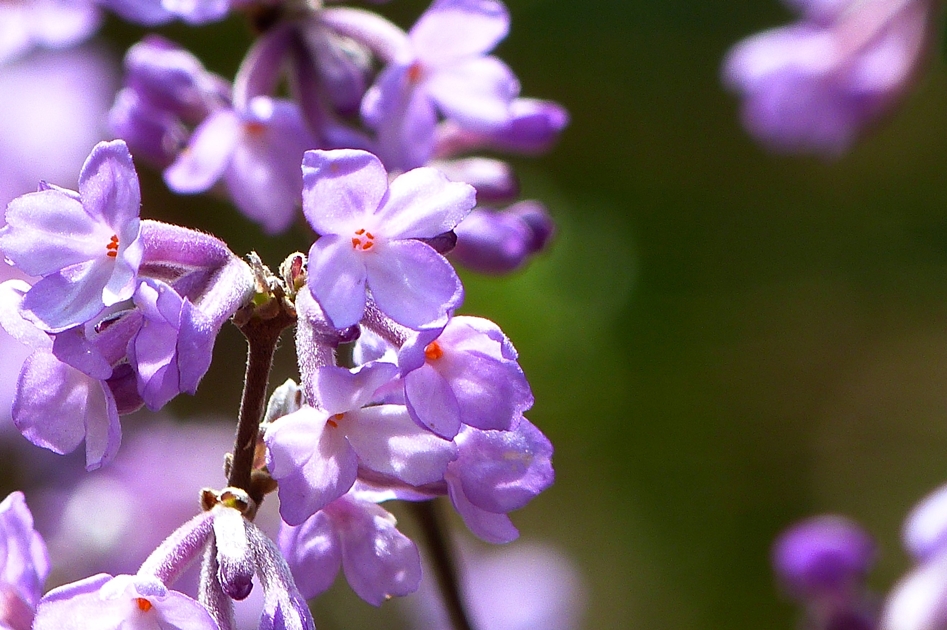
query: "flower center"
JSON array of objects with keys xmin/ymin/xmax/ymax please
[
  {"xmin": 424, "ymin": 340, "xmax": 444, "ymax": 361},
  {"xmin": 244, "ymin": 121, "xmax": 267, "ymax": 136},
  {"xmin": 106, "ymin": 234, "xmax": 119, "ymax": 258},
  {"xmin": 135, "ymin": 598, "xmax": 153, "ymax": 612},
  {"xmin": 351, "ymin": 229, "xmax": 375, "ymax": 251},
  {"xmin": 327, "ymin": 413, "xmax": 345, "ymax": 429},
  {"xmin": 407, "ymin": 61, "xmax": 424, "ymax": 83}
]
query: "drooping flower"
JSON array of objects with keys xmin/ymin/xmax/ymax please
[
  {"xmin": 0, "ymin": 139, "xmax": 143, "ymax": 333},
  {"xmin": 0, "ymin": 491, "xmax": 49, "ymax": 630},
  {"xmin": 302, "ymin": 148, "xmax": 474, "ymax": 330}
]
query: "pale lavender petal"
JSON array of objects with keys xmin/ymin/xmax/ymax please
[
  {"xmin": 301, "ymin": 149, "xmax": 388, "ymax": 235},
  {"xmin": 338, "ymin": 500, "xmax": 421, "ymax": 605},
  {"xmin": 364, "ymin": 239, "xmax": 463, "ymax": 330},
  {"xmin": 362, "ymin": 66, "xmax": 438, "ymax": 171},
  {"xmin": 376, "ymin": 167, "xmax": 475, "ymax": 238},
  {"xmin": 319, "ymin": 7, "xmax": 411, "ymax": 64},
  {"xmin": 164, "ymin": 109, "xmax": 241, "ymax": 193},
  {"xmin": 264, "ymin": 406, "xmax": 359, "ymax": 525},
  {"xmin": 346, "ymin": 404, "xmax": 456, "ymax": 486},
  {"xmin": 306, "ymin": 236, "xmax": 368, "ymax": 329},
  {"xmin": 410, "ymin": 0, "xmax": 509, "ymax": 63},
  {"xmin": 279, "ymin": 514, "xmax": 342, "ymax": 599},
  {"xmin": 426, "ymin": 56, "xmax": 519, "ymax": 131},
  {"xmin": 51, "ymin": 328, "xmax": 113, "ymax": 380},
  {"xmin": 0, "ymin": 280, "xmax": 50, "ymax": 351},
  {"xmin": 881, "ymin": 551, "xmax": 947, "ymax": 630},
  {"xmin": 21, "ymin": 261, "xmax": 111, "ymax": 333},
  {"xmin": 0, "ymin": 491, "xmax": 49, "ymax": 609},
  {"xmin": 13, "ymin": 350, "xmax": 120, "ymax": 470},
  {"xmin": 905, "ymin": 484, "xmax": 947, "ymax": 561},
  {"xmin": 455, "ymin": 418, "xmax": 553, "ymax": 513},
  {"xmin": 311, "ymin": 362, "xmax": 399, "ymax": 415},
  {"xmin": 447, "ymin": 481, "xmax": 518, "ymax": 544},
  {"xmin": 404, "ymin": 363, "xmax": 461, "ymax": 438},
  {"xmin": 77, "ymin": 139, "xmax": 141, "ymax": 232},
  {"xmin": 130, "ymin": 279, "xmax": 183, "ymax": 410},
  {"xmin": 0, "ymin": 190, "xmax": 104, "ymax": 276}
]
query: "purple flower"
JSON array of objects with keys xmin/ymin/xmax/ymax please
[
  {"xmin": 0, "ymin": 492, "xmax": 49, "ymax": 630},
  {"xmin": 446, "ymin": 417, "xmax": 553, "ymax": 544},
  {"xmin": 722, "ymin": 0, "xmax": 933, "ymax": 155},
  {"xmin": 450, "ymin": 201, "xmax": 555, "ymax": 274},
  {"xmin": 279, "ymin": 485, "xmax": 421, "ymax": 605},
  {"xmin": 434, "ymin": 97, "xmax": 569, "ymax": 157},
  {"xmin": 361, "ymin": 0, "xmax": 519, "ymax": 169},
  {"xmin": 264, "ymin": 361, "xmax": 457, "ymax": 525},
  {"xmin": 302, "ymin": 148, "xmax": 475, "ymax": 330},
  {"xmin": 164, "ymin": 96, "xmax": 317, "ymax": 234},
  {"xmin": 32, "ymin": 573, "xmax": 219, "ymax": 630},
  {"xmin": 398, "ymin": 315, "xmax": 533, "ymax": 438},
  {"xmin": 99, "ymin": 0, "xmax": 230, "ymax": 26},
  {"xmin": 0, "ymin": 140, "xmax": 143, "ymax": 333},
  {"xmin": 772, "ymin": 515, "xmax": 875, "ymax": 599},
  {"xmin": 0, "ymin": 0, "xmax": 101, "ymax": 65}
]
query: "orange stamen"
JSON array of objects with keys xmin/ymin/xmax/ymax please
[
  {"xmin": 106, "ymin": 234, "xmax": 119, "ymax": 258},
  {"xmin": 407, "ymin": 62, "xmax": 423, "ymax": 83},
  {"xmin": 424, "ymin": 341, "xmax": 444, "ymax": 361},
  {"xmin": 327, "ymin": 413, "xmax": 344, "ymax": 428},
  {"xmin": 136, "ymin": 598, "xmax": 153, "ymax": 612}
]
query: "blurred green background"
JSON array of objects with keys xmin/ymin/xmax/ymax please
[{"xmin": 77, "ymin": 0, "xmax": 947, "ymax": 628}]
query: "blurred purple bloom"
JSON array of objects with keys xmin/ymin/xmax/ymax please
[
  {"xmin": 451, "ymin": 201, "xmax": 555, "ymax": 274},
  {"xmin": 361, "ymin": 0, "xmax": 519, "ymax": 169},
  {"xmin": 32, "ymin": 573, "xmax": 219, "ymax": 630},
  {"xmin": 0, "ymin": 0, "xmax": 101, "ymax": 65},
  {"xmin": 722, "ymin": 0, "xmax": 932, "ymax": 155},
  {"xmin": 0, "ymin": 46, "xmax": 118, "ymax": 211},
  {"xmin": 0, "ymin": 492, "xmax": 49, "ymax": 630},
  {"xmin": 302, "ymin": 148, "xmax": 474, "ymax": 330},
  {"xmin": 398, "ymin": 315, "xmax": 533, "ymax": 438},
  {"xmin": 164, "ymin": 96, "xmax": 317, "ymax": 234},
  {"xmin": 772, "ymin": 515, "xmax": 876, "ymax": 599},
  {"xmin": 0, "ymin": 140, "xmax": 143, "ymax": 333},
  {"xmin": 279, "ymin": 485, "xmax": 421, "ymax": 605},
  {"xmin": 99, "ymin": 0, "xmax": 230, "ymax": 26},
  {"xmin": 264, "ymin": 361, "xmax": 457, "ymax": 525},
  {"xmin": 405, "ymin": 541, "xmax": 586, "ymax": 630}
]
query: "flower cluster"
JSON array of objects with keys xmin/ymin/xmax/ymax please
[{"xmin": 0, "ymin": 0, "xmax": 566, "ymax": 627}]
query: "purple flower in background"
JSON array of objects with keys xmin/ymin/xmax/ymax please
[
  {"xmin": 164, "ymin": 96, "xmax": 317, "ymax": 234},
  {"xmin": 404, "ymin": 541, "xmax": 586, "ymax": 630},
  {"xmin": 434, "ymin": 98, "xmax": 569, "ymax": 158},
  {"xmin": 0, "ymin": 140, "xmax": 143, "ymax": 333},
  {"xmin": 0, "ymin": 492, "xmax": 49, "ymax": 630},
  {"xmin": 0, "ymin": 46, "xmax": 118, "ymax": 210},
  {"xmin": 98, "ymin": 0, "xmax": 230, "ymax": 26},
  {"xmin": 0, "ymin": 0, "xmax": 101, "ymax": 65},
  {"xmin": 32, "ymin": 573, "xmax": 219, "ymax": 630},
  {"xmin": 722, "ymin": 0, "xmax": 933, "ymax": 155},
  {"xmin": 362, "ymin": 0, "xmax": 520, "ymax": 169},
  {"xmin": 773, "ymin": 515, "xmax": 875, "ymax": 599},
  {"xmin": 302, "ymin": 148, "xmax": 474, "ymax": 330},
  {"xmin": 398, "ymin": 315, "xmax": 533, "ymax": 438},
  {"xmin": 280, "ymin": 485, "xmax": 422, "ymax": 605}
]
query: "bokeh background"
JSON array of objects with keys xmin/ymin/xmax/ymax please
[{"xmin": 6, "ymin": 0, "xmax": 947, "ymax": 628}]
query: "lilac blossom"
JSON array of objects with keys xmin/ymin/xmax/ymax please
[
  {"xmin": 450, "ymin": 201, "xmax": 555, "ymax": 274},
  {"xmin": 0, "ymin": 0, "xmax": 101, "ymax": 65},
  {"xmin": 434, "ymin": 98, "xmax": 570, "ymax": 158},
  {"xmin": 279, "ymin": 484, "xmax": 422, "ymax": 606},
  {"xmin": 361, "ymin": 0, "xmax": 520, "ymax": 170},
  {"xmin": 164, "ymin": 96, "xmax": 317, "ymax": 234},
  {"xmin": 31, "ymin": 573, "xmax": 219, "ymax": 630},
  {"xmin": 398, "ymin": 315, "xmax": 533, "ymax": 438},
  {"xmin": 0, "ymin": 492, "xmax": 49, "ymax": 630},
  {"xmin": 302, "ymin": 148, "xmax": 475, "ymax": 330},
  {"xmin": 445, "ymin": 417, "xmax": 553, "ymax": 544},
  {"xmin": 722, "ymin": 0, "xmax": 934, "ymax": 154},
  {"xmin": 0, "ymin": 140, "xmax": 143, "ymax": 333},
  {"xmin": 264, "ymin": 361, "xmax": 457, "ymax": 525}
]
